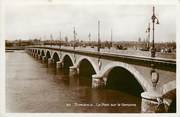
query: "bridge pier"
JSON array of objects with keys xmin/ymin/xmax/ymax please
[
  {"xmin": 35, "ymin": 54, "xmax": 39, "ymax": 59},
  {"xmin": 31, "ymin": 52, "xmax": 33, "ymax": 56},
  {"xmin": 48, "ymin": 58, "xmax": 53, "ymax": 65},
  {"xmin": 56, "ymin": 61, "xmax": 63, "ymax": 69},
  {"xmin": 38, "ymin": 55, "xmax": 41, "ymax": 60},
  {"xmin": 35, "ymin": 54, "xmax": 38, "ymax": 59},
  {"xmin": 42, "ymin": 56, "xmax": 46, "ymax": 63},
  {"xmin": 32, "ymin": 53, "xmax": 35, "ymax": 57},
  {"xmin": 69, "ymin": 66, "xmax": 78, "ymax": 77},
  {"xmin": 92, "ymin": 74, "xmax": 105, "ymax": 88},
  {"xmin": 141, "ymin": 91, "xmax": 165, "ymax": 113}
]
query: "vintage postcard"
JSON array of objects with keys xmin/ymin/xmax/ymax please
[{"xmin": 1, "ymin": 0, "xmax": 179, "ymax": 117}]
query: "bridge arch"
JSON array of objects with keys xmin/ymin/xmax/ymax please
[
  {"xmin": 52, "ymin": 52, "xmax": 60, "ymax": 63},
  {"xmin": 77, "ymin": 57, "xmax": 97, "ymax": 76},
  {"xmin": 75, "ymin": 56, "xmax": 99, "ymax": 74},
  {"xmin": 45, "ymin": 51, "xmax": 51, "ymax": 60},
  {"xmin": 61, "ymin": 54, "xmax": 74, "ymax": 71},
  {"xmin": 61, "ymin": 54, "xmax": 74, "ymax": 65},
  {"xmin": 163, "ymin": 89, "xmax": 176, "ymax": 112},
  {"xmin": 32, "ymin": 49, "xmax": 35, "ymax": 55},
  {"xmin": 38, "ymin": 49, "xmax": 41, "ymax": 55},
  {"xmin": 99, "ymin": 62, "xmax": 150, "ymax": 95},
  {"xmin": 34, "ymin": 49, "xmax": 37, "ymax": 54},
  {"xmin": 41, "ymin": 50, "xmax": 45, "ymax": 57},
  {"xmin": 161, "ymin": 81, "xmax": 176, "ymax": 112},
  {"xmin": 168, "ymin": 98, "xmax": 176, "ymax": 113},
  {"xmin": 161, "ymin": 81, "xmax": 176, "ymax": 97}
]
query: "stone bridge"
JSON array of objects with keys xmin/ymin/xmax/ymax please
[{"xmin": 26, "ymin": 46, "xmax": 176, "ymax": 113}]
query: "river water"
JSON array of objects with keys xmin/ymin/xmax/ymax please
[{"xmin": 6, "ymin": 51, "xmax": 141, "ymax": 113}]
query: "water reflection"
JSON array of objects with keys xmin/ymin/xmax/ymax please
[{"xmin": 6, "ymin": 51, "xmax": 141, "ymax": 113}]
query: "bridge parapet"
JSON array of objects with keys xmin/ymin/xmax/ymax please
[{"xmin": 26, "ymin": 46, "xmax": 176, "ymax": 72}]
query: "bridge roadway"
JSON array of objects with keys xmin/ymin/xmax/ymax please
[
  {"xmin": 35, "ymin": 45, "xmax": 176, "ymax": 59},
  {"xmin": 26, "ymin": 45, "xmax": 176, "ymax": 113}
]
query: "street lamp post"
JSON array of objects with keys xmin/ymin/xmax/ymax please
[
  {"xmin": 110, "ymin": 29, "xmax": 113, "ymax": 49},
  {"xmin": 50, "ymin": 34, "xmax": 53, "ymax": 47},
  {"xmin": 73, "ymin": 27, "xmax": 76, "ymax": 50},
  {"xmin": 146, "ymin": 23, "xmax": 150, "ymax": 50},
  {"xmin": 98, "ymin": 20, "xmax": 100, "ymax": 52},
  {"xmin": 151, "ymin": 6, "xmax": 159, "ymax": 57},
  {"xmin": 59, "ymin": 32, "xmax": 61, "ymax": 49},
  {"xmin": 88, "ymin": 32, "xmax": 91, "ymax": 47}
]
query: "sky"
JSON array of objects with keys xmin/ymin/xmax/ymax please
[{"xmin": 4, "ymin": 1, "xmax": 176, "ymax": 42}]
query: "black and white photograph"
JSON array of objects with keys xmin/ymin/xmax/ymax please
[{"xmin": 0, "ymin": 0, "xmax": 179, "ymax": 116}]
